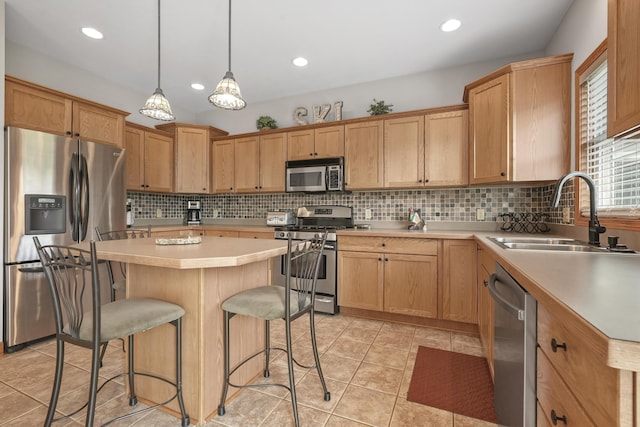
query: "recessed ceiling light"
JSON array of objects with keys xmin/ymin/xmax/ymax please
[
  {"xmin": 191, "ymin": 83, "xmax": 205, "ymax": 90},
  {"xmin": 81, "ymin": 27, "xmax": 103, "ymax": 40},
  {"xmin": 292, "ymin": 57, "xmax": 309, "ymax": 67},
  {"xmin": 440, "ymin": 19, "xmax": 461, "ymax": 32}
]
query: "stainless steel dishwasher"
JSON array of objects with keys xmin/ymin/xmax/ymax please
[{"xmin": 488, "ymin": 263, "xmax": 537, "ymax": 427}]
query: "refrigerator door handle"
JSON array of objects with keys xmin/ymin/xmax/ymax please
[
  {"xmin": 79, "ymin": 154, "xmax": 90, "ymax": 241},
  {"xmin": 69, "ymin": 153, "xmax": 80, "ymax": 241}
]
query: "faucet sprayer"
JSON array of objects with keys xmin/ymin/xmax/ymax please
[{"xmin": 551, "ymin": 171, "xmax": 606, "ymax": 246}]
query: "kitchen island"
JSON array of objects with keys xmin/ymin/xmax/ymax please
[{"xmin": 94, "ymin": 236, "xmax": 289, "ymax": 426}]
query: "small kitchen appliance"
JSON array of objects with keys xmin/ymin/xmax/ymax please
[
  {"xmin": 273, "ymin": 205, "xmax": 354, "ymax": 314},
  {"xmin": 186, "ymin": 200, "xmax": 201, "ymax": 225},
  {"xmin": 266, "ymin": 210, "xmax": 296, "ymax": 227}
]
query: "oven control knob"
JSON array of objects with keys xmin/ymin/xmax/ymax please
[{"xmin": 279, "ymin": 232, "xmax": 286, "ymax": 238}]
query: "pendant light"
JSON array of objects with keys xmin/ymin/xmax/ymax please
[
  {"xmin": 209, "ymin": 0, "xmax": 246, "ymax": 110},
  {"xmin": 140, "ymin": 0, "xmax": 175, "ymax": 121}
]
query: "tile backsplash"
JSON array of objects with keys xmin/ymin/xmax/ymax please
[{"xmin": 128, "ymin": 182, "xmax": 573, "ymax": 225}]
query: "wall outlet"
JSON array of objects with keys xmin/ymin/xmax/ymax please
[
  {"xmin": 562, "ymin": 207, "xmax": 571, "ymax": 224},
  {"xmin": 365, "ymin": 208, "xmax": 372, "ymax": 220},
  {"xmin": 476, "ymin": 208, "xmax": 485, "ymax": 221},
  {"xmin": 156, "ymin": 208, "xmax": 162, "ymax": 218},
  {"xmin": 213, "ymin": 209, "xmax": 219, "ymax": 218}
]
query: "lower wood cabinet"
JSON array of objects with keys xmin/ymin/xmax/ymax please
[
  {"xmin": 477, "ymin": 244, "xmax": 495, "ymax": 378},
  {"xmin": 440, "ymin": 240, "xmax": 477, "ymax": 323},
  {"xmin": 536, "ymin": 302, "xmax": 628, "ymax": 426},
  {"xmin": 338, "ymin": 235, "xmax": 438, "ymax": 318}
]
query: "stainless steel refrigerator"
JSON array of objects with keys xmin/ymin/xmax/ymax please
[{"xmin": 4, "ymin": 127, "xmax": 126, "ymax": 352}]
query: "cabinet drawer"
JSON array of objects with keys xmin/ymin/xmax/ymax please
[
  {"xmin": 537, "ymin": 303, "xmax": 619, "ymax": 426},
  {"xmin": 537, "ymin": 349, "xmax": 596, "ymax": 427},
  {"xmin": 338, "ymin": 235, "xmax": 437, "ymax": 255}
]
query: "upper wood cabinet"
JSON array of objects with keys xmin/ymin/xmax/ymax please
[
  {"xmin": 6, "ymin": 76, "xmax": 128, "ymax": 147},
  {"xmin": 234, "ymin": 132, "xmax": 287, "ymax": 193},
  {"xmin": 344, "ymin": 121, "xmax": 384, "ymax": 189},
  {"xmin": 608, "ymin": 0, "xmax": 640, "ymax": 137},
  {"xmin": 125, "ymin": 123, "xmax": 174, "ymax": 193},
  {"xmin": 211, "ymin": 138, "xmax": 236, "ymax": 193},
  {"xmin": 384, "ymin": 108, "xmax": 468, "ymax": 188},
  {"xmin": 156, "ymin": 123, "xmax": 228, "ymax": 194},
  {"xmin": 464, "ymin": 54, "xmax": 572, "ymax": 184},
  {"xmin": 287, "ymin": 125, "xmax": 344, "ymax": 160}
]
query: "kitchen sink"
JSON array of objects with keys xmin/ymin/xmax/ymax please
[{"xmin": 487, "ymin": 236, "xmax": 609, "ymax": 252}]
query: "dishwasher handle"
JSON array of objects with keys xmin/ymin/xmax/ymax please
[{"xmin": 488, "ymin": 273, "xmax": 525, "ymax": 321}]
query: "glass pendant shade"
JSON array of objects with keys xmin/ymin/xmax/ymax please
[
  {"xmin": 140, "ymin": 87, "xmax": 175, "ymax": 121},
  {"xmin": 209, "ymin": 71, "xmax": 246, "ymax": 110}
]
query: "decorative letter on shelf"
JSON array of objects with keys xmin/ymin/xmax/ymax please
[
  {"xmin": 313, "ymin": 104, "xmax": 331, "ymax": 123},
  {"xmin": 334, "ymin": 101, "xmax": 343, "ymax": 121},
  {"xmin": 294, "ymin": 107, "xmax": 308, "ymax": 126}
]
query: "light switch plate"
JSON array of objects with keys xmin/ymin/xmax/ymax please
[
  {"xmin": 365, "ymin": 208, "xmax": 372, "ymax": 220},
  {"xmin": 156, "ymin": 208, "xmax": 162, "ymax": 218},
  {"xmin": 476, "ymin": 208, "xmax": 485, "ymax": 221},
  {"xmin": 562, "ymin": 207, "xmax": 571, "ymax": 223},
  {"xmin": 213, "ymin": 209, "xmax": 219, "ymax": 218}
]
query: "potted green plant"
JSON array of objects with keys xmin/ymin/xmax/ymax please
[
  {"xmin": 256, "ymin": 115, "xmax": 278, "ymax": 130},
  {"xmin": 367, "ymin": 98, "xmax": 393, "ymax": 116}
]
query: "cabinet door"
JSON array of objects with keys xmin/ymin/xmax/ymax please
[
  {"xmin": 211, "ymin": 139, "xmax": 235, "ymax": 193},
  {"xmin": 425, "ymin": 110, "xmax": 468, "ymax": 187},
  {"xmin": 608, "ymin": 0, "xmax": 640, "ymax": 136},
  {"xmin": 287, "ymin": 129, "xmax": 315, "ymax": 160},
  {"xmin": 344, "ymin": 121, "xmax": 384, "ymax": 189},
  {"xmin": 144, "ymin": 132, "xmax": 174, "ymax": 193},
  {"xmin": 477, "ymin": 255, "xmax": 494, "ymax": 378},
  {"xmin": 384, "ymin": 253, "xmax": 438, "ymax": 318},
  {"xmin": 72, "ymin": 101, "xmax": 125, "ymax": 147},
  {"xmin": 440, "ymin": 240, "xmax": 477, "ymax": 323},
  {"xmin": 174, "ymin": 127, "xmax": 209, "ymax": 193},
  {"xmin": 259, "ymin": 132, "xmax": 287, "ymax": 192},
  {"xmin": 314, "ymin": 125, "xmax": 344, "ymax": 158},
  {"xmin": 469, "ymin": 74, "xmax": 509, "ymax": 184},
  {"xmin": 124, "ymin": 127, "xmax": 145, "ymax": 191},
  {"xmin": 338, "ymin": 251, "xmax": 383, "ymax": 311},
  {"xmin": 5, "ymin": 80, "xmax": 72, "ymax": 136},
  {"xmin": 234, "ymin": 136, "xmax": 260, "ymax": 193},
  {"xmin": 384, "ymin": 116, "xmax": 424, "ymax": 188}
]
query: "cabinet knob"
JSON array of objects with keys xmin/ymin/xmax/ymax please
[
  {"xmin": 418, "ymin": 179, "xmax": 423, "ymax": 183},
  {"xmin": 425, "ymin": 178, "xmax": 429, "ymax": 183},
  {"xmin": 385, "ymin": 258, "xmax": 388, "ymax": 262},
  {"xmin": 550, "ymin": 409, "xmax": 567, "ymax": 425},
  {"xmin": 255, "ymin": 186, "xmax": 259, "ymax": 189},
  {"xmin": 314, "ymin": 152, "xmax": 318, "ymax": 156},
  {"xmin": 381, "ymin": 243, "xmax": 386, "ymax": 247},
  {"xmin": 74, "ymin": 133, "xmax": 80, "ymax": 137},
  {"xmin": 310, "ymin": 153, "xmax": 314, "ymax": 157},
  {"xmin": 378, "ymin": 257, "xmax": 382, "ymax": 261},
  {"xmin": 551, "ymin": 338, "xmax": 567, "ymax": 352},
  {"xmin": 66, "ymin": 131, "xmax": 72, "ymax": 136},
  {"xmin": 483, "ymin": 280, "xmax": 488, "ymax": 287},
  {"xmin": 500, "ymin": 172, "xmax": 506, "ymax": 176},
  {"xmin": 230, "ymin": 187, "xmax": 233, "ymax": 190}
]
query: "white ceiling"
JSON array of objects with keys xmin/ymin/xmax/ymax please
[{"xmin": 5, "ymin": 0, "xmax": 574, "ymax": 114}]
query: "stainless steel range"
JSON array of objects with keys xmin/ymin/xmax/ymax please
[{"xmin": 272, "ymin": 205, "xmax": 353, "ymax": 314}]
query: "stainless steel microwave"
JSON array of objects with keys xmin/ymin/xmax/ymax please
[{"xmin": 285, "ymin": 157, "xmax": 344, "ymax": 193}]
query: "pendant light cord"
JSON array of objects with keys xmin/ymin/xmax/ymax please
[
  {"xmin": 227, "ymin": 0, "xmax": 232, "ymax": 73},
  {"xmin": 157, "ymin": 0, "xmax": 161, "ymax": 89}
]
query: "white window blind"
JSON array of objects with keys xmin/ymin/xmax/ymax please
[{"xmin": 579, "ymin": 60, "xmax": 640, "ymax": 218}]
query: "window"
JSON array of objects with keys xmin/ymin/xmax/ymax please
[{"xmin": 576, "ymin": 40, "xmax": 640, "ymax": 229}]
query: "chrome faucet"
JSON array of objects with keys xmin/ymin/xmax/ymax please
[{"xmin": 552, "ymin": 171, "xmax": 606, "ymax": 246}]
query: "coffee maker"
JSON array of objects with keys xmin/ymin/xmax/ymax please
[{"xmin": 186, "ymin": 200, "xmax": 201, "ymax": 225}]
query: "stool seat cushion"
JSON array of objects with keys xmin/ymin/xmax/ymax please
[
  {"xmin": 70, "ymin": 298, "xmax": 185, "ymax": 342},
  {"xmin": 221, "ymin": 286, "xmax": 308, "ymax": 320}
]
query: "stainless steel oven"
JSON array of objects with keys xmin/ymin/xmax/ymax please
[{"xmin": 271, "ymin": 205, "xmax": 353, "ymax": 315}]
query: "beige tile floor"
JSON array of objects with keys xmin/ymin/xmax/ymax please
[{"xmin": 0, "ymin": 314, "xmax": 498, "ymax": 426}]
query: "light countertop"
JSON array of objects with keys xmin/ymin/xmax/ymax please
[{"xmin": 94, "ymin": 236, "xmax": 288, "ymax": 269}]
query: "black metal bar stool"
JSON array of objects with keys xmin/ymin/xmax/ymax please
[
  {"xmin": 217, "ymin": 232, "xmax": 330, "ymax": 427},
  {"xmin": 34, "ymin": 237, "xmax": 189, "ymax": 427}
]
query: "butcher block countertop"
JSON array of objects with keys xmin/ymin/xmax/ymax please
[
  {"xmin": 338, "ymin": 228, "xmax": 640, "ymax": 372},
  {"xmin": 94, "ymin": 236, "xmax": 288, "ymax": 269}
]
